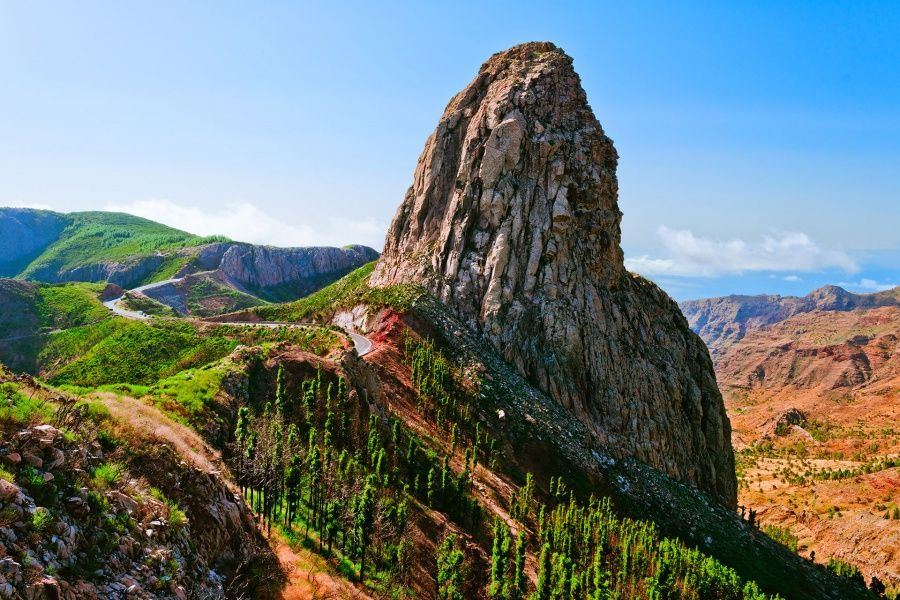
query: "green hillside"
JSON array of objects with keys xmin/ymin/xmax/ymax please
[{"xmin": 16, "ymin": 211, "xmax": 227, "ymax": 283}]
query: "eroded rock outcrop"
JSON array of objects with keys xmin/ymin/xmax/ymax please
[
  {"xmin": 216, "ymin": 243, "xmax": 379, "ymax": 300},
  {"xmin": 372, "ymin": 42, "xmax": 736, "ymax": 505}
]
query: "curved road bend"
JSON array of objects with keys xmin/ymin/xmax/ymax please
[{"xmin": 103, "ymin": 280, "xmax": 375, "ymax": 356}]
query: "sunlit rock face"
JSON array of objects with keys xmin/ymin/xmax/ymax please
[{"xmin": 372, "ymin": 42, "xmax": 736, "ymax": 506}]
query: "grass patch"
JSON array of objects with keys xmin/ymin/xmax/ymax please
[
  {"xmin": 211, "ymin": 324, "xmax": 343, "ymax": 355},
  {"xmin": 46, "ymin": 320, "xmax": 238, "ymax": 386},
  {"xmin": 31, "ymin": 507, "xmax": 53, "ymax": 532},
  {"xmin": 0, "ymin": 382, "xmax": 51, "ymax": 426},
  {"xmin": 36, "ymin": 283, "xmax": 110, "ymax": 328},
  {"xmin": 91, "ymin": 462, "xmax": 125, "ymax": 490},
  {"xmin": 149, "ymin": 487, "xmax": 188, "ymax": 529},
  {"xmin": 149, "ymin": 366, "xmax": 226, "ymax": 425}
]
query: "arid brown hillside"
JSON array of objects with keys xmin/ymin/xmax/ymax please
[{"xmin": 690, "ymin": 294, "xmax": 900, "ymax": 590}]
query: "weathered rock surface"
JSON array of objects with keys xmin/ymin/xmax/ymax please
[
  {"xmin": 680, "ymin": 285, "xmax": 900, "ymax": 359},
  {"xmin": 215, "ymin": 243, "xmax": 379, "ymax": 300},
  {"xmin": 0, "ymin": 410, "xmax": 275, "ymax": 599},
  {"xmin": 27, "ymin": 253, "xmax": 170, "ymax": 289},
  {"xmin": 372, "ymin": 42, "xmax": 736, "ymax": 506}
]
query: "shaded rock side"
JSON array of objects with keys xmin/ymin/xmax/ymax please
[
  {"xmin": 371, "ymin": 42, "xmax": 736, "ymax": 506},
  {"xmin": 0, "ymin": 209, "xmax": 66, "ymax": 277},
  {"xmin": 216, "ymin": 243, "xmax": 379, "ymax": 300}
]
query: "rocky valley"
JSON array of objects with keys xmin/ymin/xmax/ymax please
[{"xmin": 683, "ymin": 286, "xmax": 900, "ymax": 592}]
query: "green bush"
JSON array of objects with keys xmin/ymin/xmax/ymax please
[
  {"xmin": 31, "ymin": 507, "xmax": 53, "ymax": 532},
  {"xmin": 762, "ymin": 524, "xmax": 799, "ymax": 553},
  {"xmin": 91, "ymin": 462, "xmax": 125, "ymax": 490},
  {"xmin": 826, "ymin": 558, "xmax": 865, "ymax": 587}
]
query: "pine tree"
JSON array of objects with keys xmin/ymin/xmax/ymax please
[
  {"xmin": 234, "ymin": 406, "xmax": 250, "ymax": 491},
  {"xmin": 536, "ymin": 543, "xmax": 552, "ymax": 600},
  {"xmin": 275, "ymin": 365, "xmax": 288, "ymax": 416},
  {"xmin": 356, "ymin": 475, "xmax": 377, "ymax": 582},
  {"xmin": 427, "ymin": 467, "xmax": 436, "ymax": 506},
  {"xmin": 489, "ymin": 519, "xmax": 511, "ymax": 599},
  {"xmin": 436, "ymin": 533, "xmax": 465, "ymax": 600},
  {"xmin": 511, "ymin": 530, "xmax": 527, "ymax": 600}
]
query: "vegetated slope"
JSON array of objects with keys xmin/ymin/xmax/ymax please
[
  {"xmin": 0, "ymin": 279, "xmax": 112, "ymax": 373},
  {"xmin": 15, "ymin": 210, "xmax": 222, "ymax": 285},
  {"xmin": 207, "ymin": 269, "xmax": 868, "ymax": 598},
  {"xmin": 0, "ymin": 277, "xmax": 343, "ymax": 388},
  {"xmin": 715, "ymin": 304, "xmax": 900, "ymax": 590},
  {"xmin": 680, "ymin": 285, "xmax": 900, "ymax": 358},
  {"xmin": 0, "ymin": 207, "xmax": 379, "ymax": 314},
  {"xmin": 0, "ymin": 364, "xmax": 279, "ymax": 599},
  {"xmin": 138, "ymin": 271, "xmax": 267, "ymax": 317},
  {"xmin": 0, "ymin": 262, "xmax": 877, "ymax": 598},
  {"xmin": 0, "ymin": 208, "xmax": 67, "ymax": 277}
]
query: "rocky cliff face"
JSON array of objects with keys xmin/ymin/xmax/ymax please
[
  {"xmin": 680, "ymin": 285, "xmax": 900, "ymax": 358},
  {"xmin": 372, "ymin": 42, "xmax": 736, "ymax": 506},
  {"xmin": 216, "ymin": 243, "xmax": 379, "ymax": 300}
]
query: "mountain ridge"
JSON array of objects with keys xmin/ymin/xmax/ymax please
[
  {"xmin": 0, "ymin": 207, "xmax": 378, "ymax": 315},
  {"xmin": 680, "ymin": 284, "xmax": 900, "ymax": 358}
]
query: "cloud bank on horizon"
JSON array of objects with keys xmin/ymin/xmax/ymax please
[
  {"xmin": 103, "ymin": 198, "xmax": 385, "ymax": 250},
  {"xmin": 624, "ymin": 226, "xmax": 896, "ymax": 300},
  {"xmin": 625, "ymin": 226, "xmax": 859, "ymax": 277}
]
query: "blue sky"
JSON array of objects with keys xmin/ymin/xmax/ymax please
[{"xmin": 1, "ymin": 1, "xmax": 897, "ymax": 300}]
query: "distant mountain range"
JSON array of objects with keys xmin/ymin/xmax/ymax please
[
  {"xmin": 0, "ymin": 207, "xmax": 378, "ymax": 314},
  {"xmin": 680, "ymin": 284, "xmax": 900, "ymax": 358}
]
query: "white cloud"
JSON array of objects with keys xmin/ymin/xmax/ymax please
[
  {"xmin": 104, "ymin": 198, "xmax": 385, "ymax": 249},
  {"xmin": 1, "ymin": 199, "xmax": 54, "ymax": 210},
  {"xmin": 783, "ymin": 274, "xmax": 802, "ymax": 282},
  {"xmin": 838, "ymin": 278, "xmax": 896, "ymax": 292},
  {"xmin": 625, "ymin": 226, "xmax": 859, "ymax": 277}
]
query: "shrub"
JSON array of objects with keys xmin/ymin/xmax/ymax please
[
  {"xmin": 150, "ymin": 487, "xmax": 187, "ymax": 529},
  {"xmin": 86, "ymin": 490, "xmax": 109, "ymax": 514},
  {"xmin": 32, "ymin": 507, "xmax": 53, "ymax": 532},
  {"xmin": 91, "ymin": 462, "xmax": 125, "ymax": 490},
  {"xmin": 0, "ymin": 383, "xmax": 50, "ymax": 425},
  {"xmin": 763, "ymin": 524, "xmax": 799, "ymax": 553}
]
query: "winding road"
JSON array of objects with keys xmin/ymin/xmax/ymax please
[{"xmin": 104, "ymin": 279, "xmax": 375, "ymax": 356}]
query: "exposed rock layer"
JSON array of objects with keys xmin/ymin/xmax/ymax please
[
  {"xmin": 372, "ymin": 42, "xmax": 736, "ymax": 505},
  {"xmin": 214, "ymin": 243, "xmax": 379, "ymax": 300}
]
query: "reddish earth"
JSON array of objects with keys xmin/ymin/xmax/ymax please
[{"xmin": 712, "ymin": 305, "xmax": 900, "ymax": 588}]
